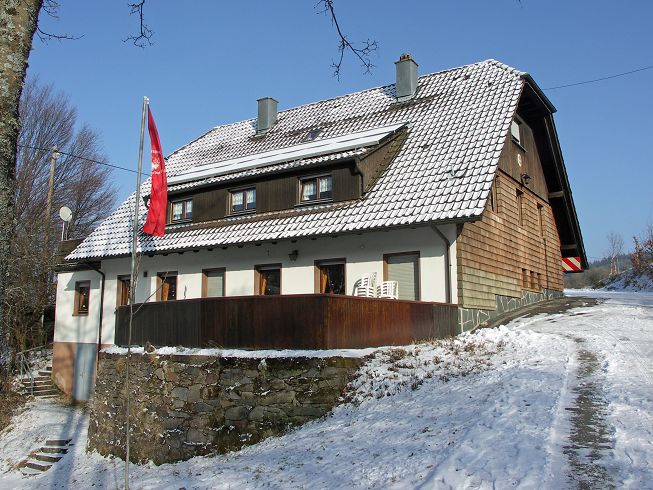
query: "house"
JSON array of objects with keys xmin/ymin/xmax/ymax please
[{"xmin": 52, "ymin": 55, "xmax": 586, "ymax": 400}]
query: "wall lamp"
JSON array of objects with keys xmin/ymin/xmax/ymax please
[
  {"xmin": 288, "ymin": 250, "xmax": 299, "ymax": 262},
  {"xmin": 520, "ymin": 173, "xmax": 532, "ymax": 186}
]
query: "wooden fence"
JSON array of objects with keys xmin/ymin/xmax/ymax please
[{"xmin": 115, "ymin": 294, "xmax": 458, "ymax": 349}]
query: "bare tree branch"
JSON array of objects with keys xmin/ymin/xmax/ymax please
[
  {"xmin": 124, "ymin": 1, "xmax": 153, "ymax": 48},
  {"xmin": 36, "ymin": 1, "xmax": 83, "ymax": 43},
  {"xmin": 316, "ymin": 0, "xmax": 378, "ymax": 80}
]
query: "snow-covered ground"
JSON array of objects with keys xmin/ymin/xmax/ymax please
[{"xmin": 0, "ymin": 290, "xmax": 651, "ymax": 489}]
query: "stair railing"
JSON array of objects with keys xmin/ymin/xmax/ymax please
[{"xmin": 16, "ymin": 344, "xmax": 51, "ymax": 396}]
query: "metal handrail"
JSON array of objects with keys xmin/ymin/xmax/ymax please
[{"xmin": 16, "ymin": 343, "xmax": 51, "ymax": 396}]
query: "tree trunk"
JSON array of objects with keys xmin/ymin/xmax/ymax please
[{"xmin": 0, "ymin": 0, "xmax": 43, "ymax": 370}]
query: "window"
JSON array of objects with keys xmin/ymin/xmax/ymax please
[
  {"xmin": 74, "ymin": 281, "xmax": 90, "ymax": 316},
  {"xmin": 303, "ymin": 128, "xmax": 323, "ymax": 142},
  {"xmin": 202, "ymin": 268, "xmax": 225, "ymax": 297},
  {"xmin": 516, "ymin": 190, "xmax": 524, "ymax": 226},
  {"xmin": 489, "ymin": 178, "xmax": 499, "ymax": 213},
  {"xmin": 537, "ymin": 204, "xmax": 544, "ymax": 237},
  {"xmin": 300, "ymin": 175, "xmax": 332, "ymax": 203},
  {"xmin": 117, "ymin": 275, "xmax": 131, "ymax": 307},
  {"xmin": 230, "ymin": 187, "xmax": 256, "ymax": 214},
  {"xmin": 157, "ymin": 272, "xmax": 177, "ymax": 301},
  {"xmin": 315, "ymin": 259, "xmax": 346, "ymax": 295},
  {"xmin": 170, "ymin": 199, "xmax": 193, "ymax": 223},
  {"xmin": 384, "ymin": 252, "xmax": 420, "ymax": 301},
  {"xmin": 511, "ymin": 119, "xmax": 522, "ymax": 145},
  {"xmin": 255, "ymin": 264, "xmax": 281, "ymax": 295},
  {"xmin": 522, "ymin": 269, "xmax": 529, "ymax": 288}
]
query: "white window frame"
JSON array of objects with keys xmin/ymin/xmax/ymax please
[
  {"xmin": 299, "ymin": 174, "xmax": 333, "ymax": 204},
  {"xmin": 170, "ymin": 198, "xmax": 193, "ymax": 223},
  {"xmin": 229, "ymin": 187, "xmax": 256, "ymax": 214}
]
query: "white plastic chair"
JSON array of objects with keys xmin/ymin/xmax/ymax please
[
  {"xmin": 359, "ymin": 272, "xmax": 377, "ymax": 289},
  {"xmin": 354, "ymin": 286, "xmax": 376, "ymax": 297},
  {"xmin": 378, "ymin": 281, "xmax": 399, "ymax": 299},
  {"xmin": 354, "ymin": 272, "xmax": 378, "ymax": 297}
]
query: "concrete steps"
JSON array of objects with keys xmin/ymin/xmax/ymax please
[
  {"xmin": 20, "ymin": 366, "xmax": 60, "ymax": 398},
  {"xmin": 19, "ymin": 438, "xmax": 72, "ymax": 476}
]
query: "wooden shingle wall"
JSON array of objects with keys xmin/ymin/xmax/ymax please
[{"xmin": 456, "ymin": 138, "xmax": 564, "ymax": 310}]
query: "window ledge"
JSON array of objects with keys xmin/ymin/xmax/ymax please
[
  {"xmin": 168, "ymin": 218, "xmax": 193, "ymax": 226},
  {"xmin": 228, "ymin": 209, "xmax": 256, "ymax": 217},
  {"xmin": 512, "ymin": 138, "xmax": 526, "ymax": 152},
  {"xmin": 295, "ymin": 198, "xmax": 333, "ymax": 208}
]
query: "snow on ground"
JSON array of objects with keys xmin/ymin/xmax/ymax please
[
  {"xmin": 0, "ymin": 290, "xmax": 651, "ymax": 489},
  {"xmin": 103, "ymin": 345, "xmax": 377, "ymax": 358},
  {"xmin": 597, "ymin": 264, "xmax": 653, "ymax": 292}
]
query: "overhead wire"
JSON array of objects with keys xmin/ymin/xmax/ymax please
[
  {"xmin": 16, "ymin": 143, "xmax": 149, "ymax": 176},
  {"xmin": 543, "ymin": 64, "xmax": 653, "ymax": 90}
]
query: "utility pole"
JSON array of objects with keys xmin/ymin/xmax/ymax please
[
  {"xmin": 43, "ymin": 145, "xmax": 59, "ymax": 301},
  {"xmin": 44, "ymin": 145, "xmax": 59, "ymax": 249}
]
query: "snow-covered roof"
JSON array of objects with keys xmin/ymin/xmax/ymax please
[
  {"xmin": 169, "ymin": 123, "xmax": 406, "ymax": 185},
  {"xmin": 68, "ymin": 59, "xmax": 526, "ymax": 261}
]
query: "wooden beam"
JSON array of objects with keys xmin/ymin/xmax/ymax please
[
  {"xmin": 548, "ymin": 191, "xmax": 564, "ymax": 199},
  {"xmin": 561, "ymin": 244, "xmax": 577, "ymax": 250}
]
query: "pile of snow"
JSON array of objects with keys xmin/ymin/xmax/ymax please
[
  {"xmin": 599, "ymin": 264, "xmax": 653, "ymax": 291},
  {"xmin": 102, "ymin": 345, "xmax": 377, "ymax": 358}
]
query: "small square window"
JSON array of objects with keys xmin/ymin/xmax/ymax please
[
  {"xmin": 300, "ymin": 175, "xmax": 332, "ymax": 203},
  {"xmin": 256, "ymin": 265, "xmax": 281, "ymax": 295},
  {"xmin": 117, "ymin": 275, "xmax": 131, "ymax": 307},
  {"xmin": 170, "ymin": 199, "xmax": 192, "ymax": 223},
  {"xmin": 316, "ymin": 260, "xmax": 346, "ymax": 295},
  {"xmin": 157, "ymin": 272, "xmax": 177, "ymax": 301},
  {"xmin": 230, "ymin": 188, "xmax": 256, "ymax": 214},
  {"xmin": 74, "ymin": 281, "xmax": 90, "ymax": 316}
]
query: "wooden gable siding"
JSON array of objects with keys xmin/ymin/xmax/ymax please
[
  {"xmin": 456, "ymin": 170, "xmax": 563, "ymax": 310},
  {"xmin": 498, "ymin": 116, "xmax": 549, "ymax": 201},
  {"xmin": 193, "ymin": 187, "xmax": 227, "ymax": 222},
  {"xmin": 168, "ymin": 161, "xmax": 362, "ymax": 225}
]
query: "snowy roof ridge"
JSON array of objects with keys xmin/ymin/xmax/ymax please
[{"xmin": 67, "ymin": 59, "xmax": 526, "ymax": 260}]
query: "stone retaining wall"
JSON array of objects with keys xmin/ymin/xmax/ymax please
[
  {"xmin": 87, "ymin": 352, "xmax": 364, "ymax": 464},
  {"xmin": 458, "ymin": 288, "xmax": 564, "ymax": 331}
]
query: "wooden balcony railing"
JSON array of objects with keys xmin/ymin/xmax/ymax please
[{"xmin": 115, "ymin": 294, "xmax": 458, "ymax": 350}]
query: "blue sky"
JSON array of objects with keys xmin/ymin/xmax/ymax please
[{"xmin": 28, "ymin": 0, "xmax": 653, "ymax": 261}]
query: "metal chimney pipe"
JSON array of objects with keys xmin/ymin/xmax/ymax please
[
  {"xmin": 257, "ymin": 97, "xmax": 278, "ymax": 133},
  {"xmin": 395, "ymin": 53, "xmax": 418, "ymax": 101}
]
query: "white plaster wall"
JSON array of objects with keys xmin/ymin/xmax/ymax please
[
  {"xmin": 53, "ymin": 270, "xmax": 103, "ymax": 344},
  {"xmin": 55, "ymin": 224, "xmax": 459, "ymax": 346}
]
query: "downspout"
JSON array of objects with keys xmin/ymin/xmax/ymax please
[
  {"xmin": 86, "ymin": 263, "xmax": 105, "ymax": 368},
  {"xmin": 431, "ymin": 225, "xmax": 452, "ymax": 304}
]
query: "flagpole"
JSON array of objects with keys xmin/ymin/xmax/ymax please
[{"xmin": 125, "ymin": 95, "xmax": 148, "ymax": 490}]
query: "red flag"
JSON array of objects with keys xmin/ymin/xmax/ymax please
[{"xmin": 143, "ymin": 107, "xmax": 167, "ymax": 237}]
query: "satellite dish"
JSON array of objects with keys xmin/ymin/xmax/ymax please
[{"xmin": 59, "ymin": 206, "xmax": 73, "ymax": 222}]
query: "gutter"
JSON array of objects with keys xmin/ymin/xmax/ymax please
[
  {"xmin": 86, "ymin": 262, "xmax": 105, "ymax": 368},
  {"xmin": 431, "ymin": 225, "xmax": 452, "ymax": 304}
]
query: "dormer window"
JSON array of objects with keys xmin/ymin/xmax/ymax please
[
  {"xmin": 230, "ymin": 187, "xmax": 256, "ymax": 214},
  {"xmin": 171, "ymin": 199, "xmax": 192, "ymax": 223},
  {"xmin": 511, "ymin": 119, "xmax": 522, "ymax": 145},
  {"xmin": 300, "ymin": 175, "xmax": 332, "ymax": 203}
]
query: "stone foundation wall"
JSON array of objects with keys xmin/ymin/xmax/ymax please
[
  {"xmin": 458, "ymin": 288, "xmax": 563, "ymax": 332},
  {"xmin": 88, "ymin": 352, "xmax": 364, "ymax": 464}
]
